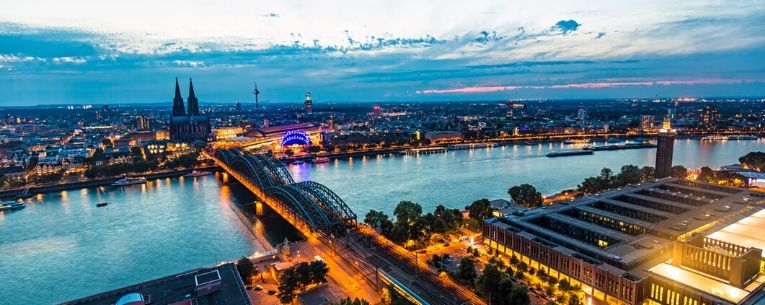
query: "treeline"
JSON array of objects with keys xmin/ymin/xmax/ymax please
[
  {"xmin": 697, "ymin": 166, "xmax": 747, "ymax": 187},
  {"xmin": 364, "ymin": 201, "xmax": 462, "ymax": 249},
  {"xmin": 576, "ymin": 165, "xmax": 656, "ymax": 194},
  {"xmin": 740, "ymin": 152, "xmax": 765, "ymax": 171},
  {"xmin": 84, "ymin": 152, "xmax": 200, "ymax": 178},
  {"xmin": 85, "ymin": 160, "xmax": 159, "ymax": 178},
  {"xmin": 277, "ymin": 261, "xmax": 329, "ymax": 304},
  {"xmin": 163, "ymin": 152, "xmax": 199, "ymax": 169}
]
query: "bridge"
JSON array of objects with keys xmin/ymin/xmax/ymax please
[
  {"xmin": 214, "ymin": 149, "xmax": 356, "ymax": 238},
  {"xmin": 212, "ymin": 149, "xmax": 485, "ymax": 305}
]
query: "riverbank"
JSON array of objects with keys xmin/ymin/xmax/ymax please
[{"xmin": 0, "ymin": 166, "xmax": 221, "ymax": 199}]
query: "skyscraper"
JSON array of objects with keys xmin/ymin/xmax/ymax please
[
  {"xmin": 136, "ymin": 116, "xmax": 149, "ymax": 130},
  {"xmin": 655, "ymin": 116, "xmax": 675, "ymax": 178},
  {"xmin": 699, "ymin": 105, "xmax": 720, "ymax": 129},
  {"xmin": 304, "ymin": 91, "xmax": 313, "ymax": 114}
]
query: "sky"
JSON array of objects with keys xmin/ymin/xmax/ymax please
[{"xmin": 0, "ymin": 0, "xmax": 764, "ymax": 106}]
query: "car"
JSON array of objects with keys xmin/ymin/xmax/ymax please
[
  {"xmin": 255, "ymin": 285, "xmax": 263, "ymax": 291},
  {"xmin": 267, "ymin": 290, "xmax": 276, "ymax": 295},
  {"xmin": 245, "ymin": 285, "xmax": 253, "ymax": 290}
]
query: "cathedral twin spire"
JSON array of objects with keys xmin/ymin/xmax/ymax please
[{"xmin": 172, "ymin": 78, "xmax": 200, "ymax": 116}]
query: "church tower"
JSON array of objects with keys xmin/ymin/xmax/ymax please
[
  {"xmin": 187, "ymin": 79, "xmax": 200, "ymax": 116},
  {"xmin": 172, "ymin": 78, "xmax": 186, "ymax": 116}
]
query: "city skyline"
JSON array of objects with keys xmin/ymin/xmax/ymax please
[{"xmin": 0, "ymin": 0, "xmax": 764, "ymax": 105}]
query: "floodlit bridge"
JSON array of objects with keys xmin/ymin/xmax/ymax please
[
  {"xmin": 213, "ymin": 148, "xmax": 484, "ymax": 305},
  {"xmin": 214, "ymin": 149, "xmax": 357, "ymax": 237}
]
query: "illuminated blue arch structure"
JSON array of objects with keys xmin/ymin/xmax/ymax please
[{"xmin": 281, "ymin": 131, "xmax": 311, "ymax": 146}]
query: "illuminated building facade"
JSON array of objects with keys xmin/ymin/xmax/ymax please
[
  {"xmin": 483, "ymin": 179, "xmax": 765, "ymax": 305},
  {"xmin": 214, "ymin": 126, "xmax": 244, "ymax": 140},
  {"xmin": 699, "ymin": 106, "xmax": 720, "ymax": 129}
]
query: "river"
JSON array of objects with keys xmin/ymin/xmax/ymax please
[
  {"xmin": 1, "ymin": 138, "xmax": 762, "ymax": 304},
  {"xmin": 289, "ymin": 138, "xmax": 765, "ymax": 214},
  {"xmin": 0, "ymin": 174, "xmax": 295, "ymax": 305}
]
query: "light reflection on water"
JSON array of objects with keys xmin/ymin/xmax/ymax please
[
  {"xmin": 0, "ymin": 175, "xmax": 261, "ymax": 305},
  {"xmin": 290, "ymin": 139, "xmax": 765, "ymax": 215}
]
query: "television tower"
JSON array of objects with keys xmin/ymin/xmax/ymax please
[{"xmin": 252, "ymin": 81, "xmax": 260, "ymax": 108}]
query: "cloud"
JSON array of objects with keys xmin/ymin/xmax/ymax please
[
  {"xmin": 417, "ymin": 78, "xmax": 763, "ymax": 94},
  {"xmin": 552, "ymin": 20, "xmax": 581, "ymax": 35},
  {"xmin": 595, "ymin": 32, "xmax": 606, "ymax": 39}
]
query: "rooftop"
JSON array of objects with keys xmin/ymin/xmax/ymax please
[
  {"xmin": 60, "ymin": 263, "xmax": 251, "ymax": 305},
  {"xmin": 488, "ymin": 178, "xmax": 765, "ymax": 273}
]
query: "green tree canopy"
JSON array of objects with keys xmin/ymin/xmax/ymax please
[
  {"xmin": 671, "ymin": 165, "xmax": 688, "ymax": 179},
  {"xmin": 468, "ymin": 198, "xmax": 493, "ymax": 220},
  {"xmin": 455, "ymin": 257, "xmax": 478, "ymax": 283},
  {"xmin": 508, "ymin": 184, "xmax": 543, "ymax": 208},
  {"xmin": 393, "ymin": 201, "xmax": 422, "ymax": 225}
]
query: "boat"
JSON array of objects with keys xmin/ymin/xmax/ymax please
[
  {"xmin": 546, "ymin": 150, "xmax": 594, "ymax": 157},
  {"xmin": 96, "ymin": 202, "xmax": 109, "ymax": 207},
  {"xmin": 728, "ymin": 135, "xmax": 758, "ymax": 140},
  {"xmin": 312, "ymin": 157, "xmax": 330, "ymax": 164},
  {"xmin": 701, "ymin": 135, "xmax": 727, "ymax": 142},
  {"xmin": 291, "ymin": 160, "xmax": 305, "ymax": 165},
  {"xmin": 111, "ymin": 177, "xmax": 147, "ymax": 186},
  {"xmin": 563, "ymin": 139, "xmax": 590, "ymax": 145},
  {"xmin": 607, "ymin": 138, "xmax": 622, "ymax": 143},
  {"xmin": 184, "ymin": 170, "xmax": 212, "ymax": 177},
  {"xmin": 1, "ymin": 201, "xmax": 26, "ymax": 210}
]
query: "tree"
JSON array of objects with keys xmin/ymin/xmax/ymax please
[
  {"xmin": 393, "ymin": 201, "xmax": 422, "ymax": 225},
  {"xmin": 235, "ymin": 257, "xmax": 256, "ymax": 285},
  {"xmin": 671, "ymin": 165, "xmax": 688, "ymax": 179},
  {"xmin": 509, "ymin": 285, "xmax": 530, "ymax": 305},
  {"xmin": 364, "ymin": 210, "xmax": 389, "ymax": 227},
  {"xmin": 698, "ymin": 166, "xmax": 715, "ymax": 182},
  {"xmin": 508, "ymin": 184, "xmax": 543, "ymax": 208},
  {"xmin": 578, "ymin": 167, "xmax": 614, "ymax": 194},
  {"xmin": 332, "ymin": 298, "xmax": 371, "ymax": 305},
  {"xmin": 455, "ymin": 257, "xmax": 478, "ymax": 283},
  {"xmin": 477, "ymin": 264, "xmax": 504, "ymax": 302},
  {"xmin": 277, "ymin": 269, "xmax": 299, "ymax": 304},
  {"xmin": 639, "ymin": 166, "xmax": 655, "ymax": 181},
  {"xmin": 615, "ymin": 165, "xmax": 641, "ymax": 186},
  {"xmin": 468, "ymin": 198, "xmax": 493, "ymax": 220},
  {"xmin": 740, "ymin": 152, "xmax": 765, "ymax": 171},
  {"xmin": 308, "ymin": 260, "xmax": 329, "ymax": 285}
]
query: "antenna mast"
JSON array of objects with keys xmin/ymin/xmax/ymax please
[{"xmin": 252, "ymin": 81, "xmax": 260, "ymax": 108}]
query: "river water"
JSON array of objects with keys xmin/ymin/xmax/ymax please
[
  {"xmin": 289, "ymin": 138, "xmax": 765, "ymax": 215},
  {"xmin": 1, "ymin": 138, "xmax": 762, "ymax": 304},
  {"xmin": 0, "ymin": 175, "xmax": 276, "ymax": 305}
]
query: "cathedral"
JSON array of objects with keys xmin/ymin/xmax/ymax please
[{"xmin": 169, "ymin": 78, "xmax": 211, "ymax": 144}]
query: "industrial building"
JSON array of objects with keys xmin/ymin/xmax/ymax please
[{"xmin": 483, "ymin": 178, "xmax": 765, "ymax": 305}]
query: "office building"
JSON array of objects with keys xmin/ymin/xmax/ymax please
[
  {"xmin": 483, "ymin": 178, "xmax": 765, "ymax": 305},
  {"xmin": 655, "ymin": 117, "xmax": 675, "ymax": 179}
]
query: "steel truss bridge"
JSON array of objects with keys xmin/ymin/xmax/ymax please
[
  {"xmin": 214, "ymin": 149, "xmax": 356, "ymax": 237},
  {"xmin": 213, "ymin": 149, "xmax": 484, "ymax": 305}
]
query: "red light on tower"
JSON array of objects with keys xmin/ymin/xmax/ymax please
[
  {"xmin": 373, "ymin": 105, "xmax": 382, "ymax": 116},
  {"xmin": 506, "ymin": 100, "xmax": 514, "ymax": 117}
]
